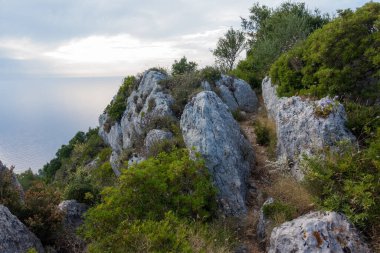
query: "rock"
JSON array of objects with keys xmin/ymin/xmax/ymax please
[
  {"xmin": 127, "ymin": 153, "xmax": 144, "ymax": 167},
  {"xmin": 180, "ymin": 91, "xmax": 254, "ymax": 216},
  {"xmin": 99, "ymin": 70, "xmax": 175, "ymax": 174},
  {"xmin": 58, "ymin": 200, "xmax": 88, "ymax": 229},
  {"xmin": 216, "ymin": 75, "xmax": 258, "ymax": 112},
  {"xmin": 120, "ymin": 70, "xmax": 174, "ymax": 149},
  {"xmin": 98, "ymin": 113, "xmax": 123, "ymax": 153},
  {"xmin": 0, "ymin": 205, "xmax": 44, "ymax": 253},
  {"xmin": 144, "ymin": 129, "xmax": 173, "ymax": 154},
  {"xmin": 268, "ymin": 211, "xmax": 370, "ymax": 253},
  {"xmin": 57, "ymin": 200, "xmax": 88, "ymax": 253},
  {"xmin": 257, "ymin": 198, "xmax": 274, "ymax": 247},
  {"xmin": 262, "ymin": 77, "xmax": 355, "ymax": 180}
]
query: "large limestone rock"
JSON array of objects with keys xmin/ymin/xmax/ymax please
[
  {"xmin": 0, "ymin": 205, "xmax": 44, "ymax": 253},
  {"xmin": 180, "ymin": 91, "xmax": 254, "ymax": 216},
  {"xmin": 215, "ymin": 75, "xmax": 258, "ymax": 112},
  {"xmin": 144, "ymin": 129, "xmax": 173, "ymax": 154},
  {"xmin": 269, "ymin": 211, "xmax": 370, "ymax": 253},
  {"xmin": 262, "ymin": 77, "xmax": 355, "ymax": 179},
  {"xmin": 99, "ymin": 70, "xmax": 174, "ymax": 174}
]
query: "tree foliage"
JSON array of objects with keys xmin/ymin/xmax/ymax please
[
  {"xmin": 171, "ymin": 56, "xmax": 198, "ymax": 76},
  {"xmin": 270, "ymin": 2, "xmax": 380, "ymax": 99},
  {"xmin": 233, "ymin": 2, "xmax": 329, "ymax": 88},
  {"xmin": 213, "ymin": 28, "xmax": 246, "ymax": 72}
]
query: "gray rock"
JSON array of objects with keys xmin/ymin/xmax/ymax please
[
  {"xmin": 58, "ymin": 200, "xmax": 88, "ymax": 229},
  {"xmin": 99, "ymin": 70, "xmax": 175, "ymax": 174},
  {"xmin": 98, "ymin": 113, "xmax": 123, "ymax": 153},
  {"xmin": 120, "ymin": 70, "xmax": 174, "ymax": 149},
  {"xmin": 268, "ymin": 211, "xmax": 370, "ymax": 253},
  {"xmin": 180, "ymin": 91, "xmax": 254, "ymax": 216},
  {"xmin": 127, "ymin": 153, "xmax": 145, "ymax": 167},
  {"xmin": 262, "ymin": 77, "xmax": 355, "ymax": 179},
  {"xmin": 0, "ymin": 205, "xmax": 44, "ymax": 253},
  {"xmin": 58, "ymin": 200, "xmax": 88, "ymax": 253},
  {"xmin": 257, "ymin": 198, "xmax": 274, "ymax": 246},
  {"xmin": 144, "ymin": 129, "xmax": 173, "ymax": 154},
  {"xmin": 216, "ymin": 75, "xmax": 258, "ymax": 112}
]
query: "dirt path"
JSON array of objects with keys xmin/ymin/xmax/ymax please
[{"xmin": 236, "ymin": 98, "xmax": 278, "ymax": 253}]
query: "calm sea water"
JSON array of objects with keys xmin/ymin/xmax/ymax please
[{"xmin": 0, "ymin": 76, "xmax": 122, "ymax": 173}]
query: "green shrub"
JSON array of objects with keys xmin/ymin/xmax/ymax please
[
  {"xmin": 105, "ymin": 76, "xmax": 136, "ymax": 122},
  {"xmin": 64, "ymin": 178, "xmax": 99, "ymax": 206},
  {"xmin": 80, "ymin": 149, "xmax": 218, "ymax": 252},
  {"xmin": 263, "ymin": 200, "xmax": 297, "ymax": 224},
  {"xmin": 270, "ymin": 2, "xmax": 380, "ymax": 100},
  {"xmin": 254, "ymin": 121, "xmax": 271, "ymax": 146},
  {"xmin": 236, "ymin": 2, "xmax": 329, "ymax": 88},
  {"xmin": 171, "ymin": 56, "xmax": 198, "ymax": 76},
  {"xmin": 232, "ymin": 110, "xmax": 245, "ymax": 122},
  {"xmin": 303, "ymin": 132, "xmax": 380, "ymax": 232},
  {"xmin": 199, "ymin": 66, "xmax": 222, "ymax": 84},
  {"xmin": 0, "ymin": 166, "xmax": 23, "ymax": 215}
]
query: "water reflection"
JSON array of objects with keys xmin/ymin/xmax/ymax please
[{"xmin": 0, "ymin": 76, "xmax": 121, "ymax": 173}]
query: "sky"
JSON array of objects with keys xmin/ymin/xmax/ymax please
[{"xmin": 0, "ymin": 0, "xmax": 370, "ymax": 78}]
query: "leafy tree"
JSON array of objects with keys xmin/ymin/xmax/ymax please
[
  {"xmin": 213, "ymin": 28, "xmax": 246, "ymax": 72},
  {"xmin": 234, "ymin": 2, "xmax": 329, "ymax": 88},
  {"xmin": 17, "ymin": 169, "xmax": 41, "ymax": 191},
  {"xmin": 0, "ymin": 164, "xmax": 23, "ymax": 214},
  {"xmin": 270, "ymin": 2, "xmax": 380, "ymax": 99},
  {"xmin": 171, "ymin": 56, "xmax": 198, "ymax": 76}
]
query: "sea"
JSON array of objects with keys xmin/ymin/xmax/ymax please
[{"xmin": 0, "ymin": 75, "xmax": 122, "ymax": 173}]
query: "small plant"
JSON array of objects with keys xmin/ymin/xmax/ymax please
[
  {"xmin": 314, "ymin": 97, "xmax": 338, "ymax": 118},
  {"xmin": 147, "ymin": 98, "xmax": 156, "ymax": 113},
  {"xmin": 254, "ymin": 121, "xmax": 270, "ymax": 146},
  {"xmin": 263, "ymin": 200, "xmax": 296, "ymax": 225}
]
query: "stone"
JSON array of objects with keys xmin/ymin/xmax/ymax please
[
  {"xmin": 144, "ymin": 129, "xmax": 173, "ymax": 154},
  {"xmin": 257, "ymin": 198, "xmax": 274, "ymax": 247},
  {"xmin": 58, "ymin": 200, "xmax": 88, "ymax": 230},
  {"xmin": 180, "ymin": 91, "xmax": 254, "ymax": 216},
  {"xmin": 99, "ymin": 70, "xmax": 175, "ymax": 174},
  {"xmin": 0, "ymin": 205, "xmax": 44, "ymax": 253},
  {"xmin": 262, "ymin": 77, "xmax": 355, "ymax": 180},
  {"xmin": 215, "ymin": 75, "xmax": 258, "ymax": 112},
  {"xmin": 268, "ymin": 211, "xmax": 370, "ymax": 253}
]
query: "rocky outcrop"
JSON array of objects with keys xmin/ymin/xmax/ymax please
[
  {"xmin": 180, "ymin": 91, "xmax": 254, "ymax": 216},
  {"xmin": 99, "ymin": 70, "xmax": 175, "ymax": 174},
  {"xmin": 58, "ymin": 200, "xmax": 88, "ymax": 229},
  {"xmin": 262, "ymin": 77, "xmax": 355, "ymax": 179},
  {"xmin": 268, "ymin": 211, "xmax": 370, "ymax": 253},
  {"xmin": 257, "ymin": 198, "xmax": 274, "ymax": 247},
  {"xmin": 0, "ymin": 205, "xmax": 44, "ymax": 253},
  {"xmin": 144, "ymin": 129, "xmax": 173, "ymax": 154},
  {"xmin": 215, "ymin": 75, "xmax": 258, "ymax": 112},
  {"xmin": 57, "ymin": 200, "xmax": 88, "ymax": 253}
]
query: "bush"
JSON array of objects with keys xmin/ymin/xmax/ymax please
[
  {"xmin": 105, "ymin": 76, "xmax": 136, "ymax": 122},
  {"xmin": 263, "ymin": 200, "xmax": 296, "ymax": 225},
  {"xmin": 19, "ymin": 182, "xmax": 63, "ymax": 245},
  {"xmin": 80, "ymin": 149, "xmax": 218, "ymax": 251},
  {"xmin": 270, "ymin": 2, "xmax": 380, "ymax": 100},
  {"xmin": 303, "ymin": 132, "xmax": 380, "ymax": 232},
  {"xmin": 236, "ymin": 2, "xmax": 329, "ymax": 88},
  {"xmin": 0, "ymin": 165, "xmax": 23, "ymax": 214},
  {"xmin": 254, "ymin": 121, "xmax": 270, "ymax": 146},
  {"xmin": 171, "ymin": 56, "xmax": 198, "ymax": 76}
]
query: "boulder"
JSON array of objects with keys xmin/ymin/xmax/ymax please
[
  {"xmin": 144, "ymin": 129, "xmax": 173, "ymax": 154},
  {"xmin": 0, "ymin": 205, "xmax": 44, "ymax": 253},
  {"xmin": 99, "ymin": 70, "xmax": 175, "ymax": 174},
  {"xmin": 58, "ymin": 200, "xmax": 88, "ymax": 229},
  {"xmin": 180, "ymin": 91, "xmax": 254, "ymax": 216},
  {"xmin": 215, "ymin": 75, "xmax": 258, "ymax": 112},
  {"xmin": 262, "ymin": 77, "xmax": 355, "ymax": 179},
  {"xmin": 268, "ymin": 211, "xmax": 370, "ymax": 253},
  {"xmin": 257, "ymin": 198, "xmax": 274, "ymax": 247}
]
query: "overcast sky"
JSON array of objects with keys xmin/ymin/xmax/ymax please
[{"xmin": 0, "ymin": 0, "xmax": 370, "ymax": 77}]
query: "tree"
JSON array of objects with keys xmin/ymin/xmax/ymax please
[
  {"xmin": 171, "ymin": 56, "xmax": 197, "ymax": 76},
  {"xmin": 213, "ymin": 28, "xmax": 245, "ymax": 72}
]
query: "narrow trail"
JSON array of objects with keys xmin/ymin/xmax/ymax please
[{"xmin": 237, "ymin": 100, "xmax": 276, "ymax": 253}]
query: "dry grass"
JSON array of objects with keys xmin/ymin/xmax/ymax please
[{"xmin": 264, "ymin": 176, "xmax": 315, "ymax": 217}]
